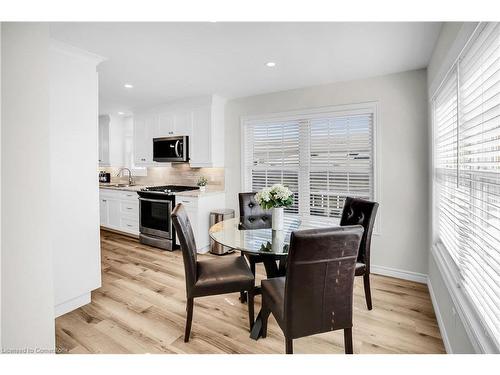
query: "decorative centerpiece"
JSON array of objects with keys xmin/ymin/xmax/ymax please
[
  {"xmin": 255, "ymin": 184, "xmax": 294, "ymax": 230},
  {"xmin": 197, "ymin": 176, "xmax": 208, "ymax": 192}
]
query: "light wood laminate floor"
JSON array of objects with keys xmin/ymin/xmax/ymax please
[{"xmin": 55, "ymin": 230, "xmax": 445, "ymax": 354}]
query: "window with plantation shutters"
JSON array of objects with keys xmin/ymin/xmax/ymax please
[
  {"xmin": 432, "ymin": 22, "xmax": 500, "ymax": 347},
  {"xmin": 309, "ymin": 114, "xmax": 374, "ymax": 217},
  {"xmin": 242, "ymin": 104, "xmax": 376, "ymax": 219},
  {"xmin": 245, "ymin": 121, "xmax": 300, "ymax": 214}
]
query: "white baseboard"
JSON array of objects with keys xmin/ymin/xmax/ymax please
[
  {"xmin": 55, "ymin": 292, "xmax": 91, "ymax": 318},
  {"xmin": 427, "ymin": 276, "xmax": 452, "ymax": 353},
  {"xmin": 370, "ymin": 264, "xmax": 427, "ymax": 284}
]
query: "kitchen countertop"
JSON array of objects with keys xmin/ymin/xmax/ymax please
[
  {"xmin": 99, "ymin": 183, "xmax": 225, "ymax": 197},
  {"xmin": 99, "ymin": 183, "xmax": 148, "ymax": 192},
  {"xmin": 175, "ymin": 189, "xmax": 225, "ymax": 197}
]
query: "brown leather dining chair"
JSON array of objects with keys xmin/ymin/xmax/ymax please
[
  {"xmin": 237, "ymin": 192, "xmax": 272, "ymax": 302},
  {"xmin": 260, "ymin": 225, "xmax": 364, "ymax": 354},
  {"xmin": 171, "ymin": 203, "xmax": 256, "ymax": 342},
  {"xmin": 340, "ymin": 197, "xmax": 379, "ymax": 310}
]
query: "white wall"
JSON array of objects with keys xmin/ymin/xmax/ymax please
[
  {"xmin": 225, "ymin": 69, "xmax": 429, "ymax": 279},
  {"xmin": 50, "ymin": 41, "xmax": 103, "ymax": 317},
  {"xmin": 1, "ymin": 23, "xmax": 55, "ymax": 352},
  {"xmin": 0, "ymin": 21, "xmax": 2, "ymax": 348},
  {"xmin": 425, "ymin": 22, "xmax": 494, "ymax": 353}
]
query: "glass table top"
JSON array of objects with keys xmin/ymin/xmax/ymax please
[{"xmin": 209, "ymin": 215, "xmax": 340, "ymax": 255}]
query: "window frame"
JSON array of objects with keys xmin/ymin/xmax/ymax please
[{"xmin": 240, "ymin": 101, "xmax": 380, "ymax": 231}]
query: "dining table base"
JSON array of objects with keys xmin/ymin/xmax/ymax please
[{"xmin": 249, "ymin": 254, "xmax": 287, "ymax": 340}]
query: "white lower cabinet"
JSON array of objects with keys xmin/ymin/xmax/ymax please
[
  {"xmin": 100, "ymin": 188, "xmax": 140, "ymax": 236},
  {"xmin": 99, "ymin": 188, "xmax": 226, "ymax": 252},
  {"xmin": 175, "ymin": 192, "xmax": 226, "ymax": 252}
]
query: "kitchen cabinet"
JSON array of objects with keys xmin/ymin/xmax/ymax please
[
  {"xmin": 158, "ymin": 112, "xmax": 175, "ymax": 136},
  {"xmin": 175, "ymin": 192, "xmax": 225, "ymax": 251},
  {"xmin": 99, "ymin": 197, "xmax": 108, "ymax": 225},
  {"xmin": 133, "ymin": 95, "xmax": 225, "ymax": 168},
  {"xmin": 157, "ymin": 111, "xmax": 192, "ymax": 137},
  {"xmin": 133, "ymin": 114, "xmax": 158, "ymax": 166},
  {"xmin": 98, "ymin": 114, "xmax": 129, "ymax": 167},
  {"xmin": 174, "ymin": 110, "xmax": 193, "ymax": 136},
  {"xmin": 99, "ymin": 188, "xmax": 140, "ymax": 236},
  {"xmin": 98, "ymin": 115, "xmax": 110, "ymax": 166}
]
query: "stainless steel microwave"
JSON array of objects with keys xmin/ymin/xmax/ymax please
[{"xmin": 153, "ymin": 136, "xmax": 189, "ymax": 163}]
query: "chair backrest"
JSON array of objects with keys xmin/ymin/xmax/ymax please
[
  {"xmin": 171, "ymin": 203, "xmax": 198, "ymax": 296},
  {"xmin": 238, "ymin": 192, "xmax": 272, "ymax": 230},
  {"xmin": 284, "ymin": 225, "xmax": 364, "ymax": 339},
  {"xmin": 340, "ymin": 197, "xmax": 378, "ymax": 271}
]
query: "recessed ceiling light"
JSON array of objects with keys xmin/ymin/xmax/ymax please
[
  {"xmin": 118, "ymin": 111, "xmax": 125, "ymax": 115},
  {"xmin": 266, "ymin": 62, "xmax": 276, "ymax": 67},
  {"xmin": 124, "ymin": 84, "xmax": 134, "ymax": 88}
]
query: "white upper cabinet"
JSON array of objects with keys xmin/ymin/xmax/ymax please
[
  {"xmin": 189, "ymin": 96, "xmax": 225, "ymax": 168},
  {"xmin": 174, "ymin": 110, "xmax": 193, "ymax": 136},
  {"xmin": 157, "ymin": 110, "xmax": 193, "ymax": 137},
  {"xmin": 190, "ymin": 105, "xmax": 211, "ymax": 167},
  {"xmin": 133, "ymin": 95, "xmax": 225, "ymax": 168},
  {"xmin": 98, "ymin": 115, "xmax": 110, "ymax": 166},
  {"xmin": 134, "ymin": 114, "xmax": 158, "ymax": 165},
  {"xmin": 158, "ymin": 112, "xmax": 175, "ymax": 136}
]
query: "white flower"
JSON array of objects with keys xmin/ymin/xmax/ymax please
[{"xmin": 255, "ymin": 184, "xmax": 294, "ymax": 209}]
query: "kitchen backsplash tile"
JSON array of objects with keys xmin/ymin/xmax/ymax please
[{"xmin": 99, "ymin": 164, "xmax": 224, "ymax": 188}]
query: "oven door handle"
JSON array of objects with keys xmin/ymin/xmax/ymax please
[{"xmin": 139, "ymin": 197, "xmax": 172, "ymax": 204}]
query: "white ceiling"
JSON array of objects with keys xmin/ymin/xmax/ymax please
[{"xmin": 49, "ymin": 22, "xmax": 442, "ymax": 115}]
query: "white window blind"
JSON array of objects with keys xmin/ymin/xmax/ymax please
[
  {"xmin": 245, "ymin": 121, "xmax": 300, "ymax": 214},
  {"xmin": 433, "ymin": 22, "xmax": 500, "ymax": 347},
  {"xmin": 243, "ymin": 105, "xmax": 375, "ymax": 219},
  {"xmin": 309, "ymin": 114, "xmax": 374, "ymax": 217}
]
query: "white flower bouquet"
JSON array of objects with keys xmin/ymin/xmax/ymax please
[{"xmin": 255, "ymin": 184, "xmax": 294, "ymax": 210}]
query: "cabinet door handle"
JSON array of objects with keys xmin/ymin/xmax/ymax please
[
  {"xmin": 126, "ymin": 207, "xmax": 133, "ymax": 210},
  {"xmin": 102, "ymin": 199, "xmax": 107, "ymax": 202}
]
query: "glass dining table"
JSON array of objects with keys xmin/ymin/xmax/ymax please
[{"xmin": 209, "ymin": 214, "xmax": 340, "ymax": 339}]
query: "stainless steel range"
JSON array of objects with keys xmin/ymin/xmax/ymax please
[{"xmin": 137, "ymin": 185, "xmax": 199, "ymax": 250}]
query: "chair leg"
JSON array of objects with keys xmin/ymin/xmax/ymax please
[
  {"xmin": 239, "ymin": 291, "xmax": 247, "ymax": 303},
  {"xmin": 247, "ymin": 288, "xmax": 255, "ymax": 330},
  {"xmin": 239, "ymin": 254, "xmax": 249, "ymax": 304},
  {"xmin": 285, "ymin": 338, "xmax": 293, "ymax": 354},
  {"xmin": 184, "ymin": 297, "xmax": 194, "ymax": 342},
  {"xmin": 363, "ymin": 273, "xmax": 373, "ymax": 310},
  {"xmin": 261, "ymin": 304, "xmax": 271, "ymax": 338},
  {"xmin": 344, "ymin": 328, "xmax": 353, "ymax": 354}
]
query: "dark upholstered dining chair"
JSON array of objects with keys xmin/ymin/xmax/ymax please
[
  {"xmin": 260, "ymin": 225, "xmax": 364, "ymax": 354},
  {"xmin": 171, "ymin": 203, "xmax": 256, "ymax": 342},
  {"xmin": 340, "ymin": 197, "xmax": 379, "ymax": 310},
  {"xmin": 237, "ymin": 192, "xmax": 272, "ymax": 302}
]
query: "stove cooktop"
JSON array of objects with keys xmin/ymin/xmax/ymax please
[{"xmin": 140, "ymin": 185, "xmax": 199, "ymax": 194}]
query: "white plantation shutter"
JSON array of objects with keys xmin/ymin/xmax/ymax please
[
  {"xmin": 433, "ymin": 22, "xmax": 500, "ymax": 347},
  {"xmin": 245, "ymin": 121, "xmax": 300, "ymax": 213},
  {"xmin": 434, "ymin": 68, "xmax": 461, "ymax": 264},
  {"xmin": 243, "ymin": 105, "xmax": 375, "ymax": 218},
  {"xmin": 309, "ymin": 114, "xmax": 374, "ymax": 217}
]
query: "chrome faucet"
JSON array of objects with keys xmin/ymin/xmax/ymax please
[{"xmin": 116, "ymin": 168, "xmax": 135, "ymax": 186}]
